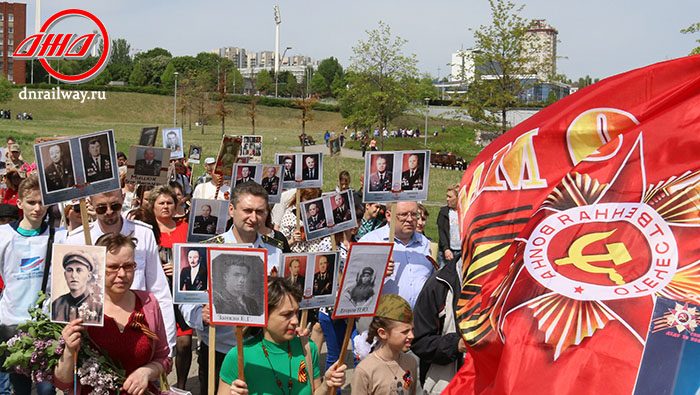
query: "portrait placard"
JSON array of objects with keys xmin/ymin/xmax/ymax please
[
  {"xmin": 139, "ymin": 127, "xmax": 159, "ymax": 146},
  {"xmin": 329, "ymin": 137, "xmax": 341, "ymax": 156},
  {"xmin": 300, "ymin": 190, "xmax": 357, "ymax": 241},
  {"xmin": 50, "ymin": 244, "xmax": 106, "ymax": 326},
  {"xmin": 281, "ymin": 252, "xmax": 341, "ymax": 310},
  {"xmin": 187, "ymin": 199, "xmax": 230, "ymax": 242},
  {"xmin": 188, "ymin": 145, "xmax": 202, "ymax": 164},
  {"xmin": 275, "ymin": 153, "xmax": 323, "ymax": 189},
  {"xmin": 208, "ymin": 247, "xmax": 268, "ymax": 326},
  {"xmin": 35, "ymin": 129, "xmax": 120, "ymax": 205},
  {"xmin": 231, "ymin": 164, "xmax": 283, "ymax": 204},
  {"xmin": 215, "ymin": 135, "xmax": 242, "ymax": 181},
  {"xmin": 125, "ymin": 145, "xmax": 170, "ymax": 187},
  {"xmin": 332, "ymin": 242, "xmax": 393, "ymax": 319},
  {"xmin": 172, "ymin": 243, "xmax": 209, "ymax": 304},
  {"xmin": 362, "ymin": 150, "xmax": 431, "ymax": 203},
  {"xmin": 238, "ymin": 135, "xmax": 263, "ymax": 163},
  {"xmin": 162, "ymin": 127, "xmax": 184, "ymax": 159}
]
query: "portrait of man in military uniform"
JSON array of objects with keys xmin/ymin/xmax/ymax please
[
  {"xmin": 261, "ymin": 166, "xmax": 280, "ymax": 196},
  {"xmin": 369, "ymin": 154, "xmax": 393, "ymax": 192},
  {"xmin": 211, "ymin": 253, "xmax": 264, "ymax": 318},
  {"xmin": 51, "ymin": 251, "xmax": 104, "ymax": 325},
  {"xmin": 82, "ymin": 136, "xmax": 113, "ymax": 183},
  {"xmin": 305, "ymin": 201, "xmax": 327, "ymax": 232},
  {"xmin": 134, "ymin": 147, "xmax": 162, "ymax": 176},
  {"xmin": 192, "ymin": 203, "xmax": 218, "ymax": 235},
  {"xmin": 43, "ymin": 142, "xmax": 75, "ymax": 192}
]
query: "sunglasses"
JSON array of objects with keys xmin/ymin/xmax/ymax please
[
  {"xmin": 72, "ymin": 204, "xmax": 81, "ymax": 214},
  {"xmin": 94, "ymin": 202, "xmax": 123, "ymax": 215}
]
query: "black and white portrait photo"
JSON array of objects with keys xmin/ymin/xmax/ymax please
[
  {"xmin": 187, "ymin": 198, "xmax": 229, "ymax": 242},
  {"xmin": 134, "ymin": 147, "xmax": 162, "ymax": 176},
  {"xmin": 126, "ymin": 145, "xmax": 170, "ymax": 187},
  {"xmin": 216, "ymin": 135, "xmax": 242, "ymax": 181},
  {"xmin": 188, "ymin": 145, "xmax": 202, "ymax": 164},
  {"xmin": 279, "ymin": 155, "xmax": 295, "ymax": 182},
  {"xmin": 163, "ymin": 127, "xmax": 184, "ymax": 159},
  {"xmin": 209, "ymin": 247, "xmax": 268, "ymax": 326},
  {"xmin": 50, "ymin": 244, "xmax": 106, "ymax": 326},
  {"xmin": 239, "ymin": 135, "xmax": 263, "ymax": 163},
  {"xmin": 172, "ymin": 243, "xmax": 209, "ymax": 304},
  {"xmin": 139, "ymin": 127, "xmax": 159, "ymax": 146},
  {"xmin": 35, "ymin": 130, "xmax": 120, "ymax": 205},
  {"xmin": 40, "ymin": 142, "xmax": 75, "ymax": 192},
  {"xmin": 80, "ymin": 133, "xmax": 114, "ymax": 184},
  {"xmin": 333, "ymin": 242, "xmax": 393, "ymax": 319}
]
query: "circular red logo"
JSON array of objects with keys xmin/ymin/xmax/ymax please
[{"xmin": 37, "ymin": 9, "xmax": 110, "ymax": 84}]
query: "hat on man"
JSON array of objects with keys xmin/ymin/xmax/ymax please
[
  {"xmin": 9, "ymin": 144, "xmax": 20, "ymax": 152},
  {"xmin": 375, "ymin": 294, "xmax": 413, "ymax": 324},
  {"xmin": 62, "ymin": 252, "xmax": 94, "ymax": 271},
  {"xmin": 204, "ymin": 157, "xmax": 216, "ymax": 165}
]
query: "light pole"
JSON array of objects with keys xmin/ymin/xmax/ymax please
[
  {"xmin": 424, "ymin": 98, "xmax": 430, "ymax": 147},
  {"xmin": 275, "ymin": 46, "xmax": 291, "ymax": 97},
  {"xmin": 173, "ymin": 72, "xmax": 179, "ymax": 127}
]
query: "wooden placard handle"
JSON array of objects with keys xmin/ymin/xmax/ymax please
[
  {"xmin": 328, "ymin": 317, "xmax": 355, "ymax": 394},
  {"xmin": 295, "ymin": 189, "xmax": 302, "ymax": 231},
  {"xmin": 79, "ymin": 198, "xmax": 92, "ymax": 245},
  {"xmin": 236, "ymin": 326, "xmax": 245, "ymax": 381},
  {"xmin": 208, "ymin": 324, "xmax": 216, "ymax": 392}
]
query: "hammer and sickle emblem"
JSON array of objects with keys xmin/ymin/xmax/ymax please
[{"xmin": 554, "ymin": 229, "xmax": 632, "ymax": 285}]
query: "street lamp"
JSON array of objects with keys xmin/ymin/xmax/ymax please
[
  {"xmin": 424, "ymin": 97, "xmax": 430, "ymax": 147},
  {"xmin": 275, "ymin": 46, "xmax": 292, "ymax": 97},
  {"xmin": 173, "ymin": 72, "xmax": 179, "ymax": 127}
]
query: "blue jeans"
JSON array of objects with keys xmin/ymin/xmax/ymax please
[
  {"xmin": 8, "ymin": 374, "xmax": 55, "ymax": 395},
  {"xmin": 0, "ymin": 372, "xmax": 9, "ymax": 395},
  {"xmin": 318, "ymin": 310, "xmax": 358, "ymax": 370}
]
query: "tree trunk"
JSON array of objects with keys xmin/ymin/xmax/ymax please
[{"xmin": 501, "ymin": 108, "xmax": 507, "ymax": 134}]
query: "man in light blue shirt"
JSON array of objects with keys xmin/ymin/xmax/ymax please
[
  {"xmin": 179, "ymin": 181, "xmax": 282, "ymax": 395},
  {"xmin": 360, "ymin": 201, "xmax": 434, "ymax": 308}
]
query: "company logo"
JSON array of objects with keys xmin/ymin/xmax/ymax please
[
  {"xmin": 19, "ymin": 257, "xmax": 44, "ymax": 273},
  {"xmin": 524, "ymin": 203, "xmax": 678, "ymax": 301},
  {"xmin": 13, "ymin": 9, "xmax": 111, "ymax": 84}
]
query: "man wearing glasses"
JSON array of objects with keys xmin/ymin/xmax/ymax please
[
  {"xmin": 61, "ymin": 189, "xmax": 176, "ymax": 354},
  {"xmin": 359, "ymin": 201, "xmax": 433, "ymax": 308}
]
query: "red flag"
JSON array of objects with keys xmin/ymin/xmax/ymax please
[{"xmin": 446, "ymin": 55, "xmax": 700, "ymax": 395}]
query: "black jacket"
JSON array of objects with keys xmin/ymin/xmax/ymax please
[
  {"xmin": 437, "ymin": 206, "xmax": 453, "ymax": 254},
  {"xmin": 411, "ymin": 261, "xmax": 464, "ymax": 385}
]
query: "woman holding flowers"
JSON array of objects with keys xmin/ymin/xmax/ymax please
[{"xmin": 54, "ymin": 233, "xmax": 171, "ymax": 395}]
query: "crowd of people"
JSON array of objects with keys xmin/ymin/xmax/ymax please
[{"xmin": 0, "ymin": 135, "xmax": 465, "ymax": 395}]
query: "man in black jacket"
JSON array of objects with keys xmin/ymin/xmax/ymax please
[
  {"xmin": 411, "ymin": 259, "xmax": 465, "ymax": 393},
  {"xmin": 437, "ymin": 185, "xmax": 461, "ymax": 266}
]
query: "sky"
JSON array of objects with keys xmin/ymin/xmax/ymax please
[{"xmin": 29, "ymin": 0, "xmax": 700, "ymax": 81}]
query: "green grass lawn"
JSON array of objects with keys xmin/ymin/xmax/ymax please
[{"xmin": 0, "ymin": 89, "xmax": 471, "ymax": 240}]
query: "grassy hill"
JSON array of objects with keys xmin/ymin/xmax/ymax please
[{"xmin": 1, "ymin": 89, "xmax": 478, "ymax": 240}]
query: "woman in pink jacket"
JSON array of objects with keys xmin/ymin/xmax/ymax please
[{"xmin": 54, "ymin": 233, "xmax": 172, "ymax": 395}]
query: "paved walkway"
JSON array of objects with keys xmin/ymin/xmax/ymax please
[{"xmin": 290, "ymin": 144, "xmax": 365, "ymax": 160}]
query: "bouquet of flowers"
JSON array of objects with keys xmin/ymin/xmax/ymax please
[{"xmin": 0, "ymin": 293, "xmax": 126, "ymax": 395}]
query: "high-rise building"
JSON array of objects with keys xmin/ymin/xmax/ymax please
[
  {"xmin": 450, "ymin": 49, "xmax": 476, "ymax": 82},
  {"xmin": 219, "ymin": 47, "xmax": 248, "ymax": 69},
  {"xmin": 524, "ymin": 19, "xmax": 557, "ymax": 80},
  {"xmin": 0, "ymin": 2, "xmax": 25, "ymax": 84}
]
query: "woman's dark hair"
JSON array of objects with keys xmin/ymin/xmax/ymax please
[
  {"xmin": 367, "ymin": 316, "xmax": 400, "ymax": 345},
  {"xmin": 147, "ymin": 184, "xmax": 178, "ymax": 210},
  {"xmin": 129, "ymin": 206, "xmax": 160, "ymax": 244},
  {"xmin": 169, "ymin": 181, "xmax": 184, "ymax": 196}
]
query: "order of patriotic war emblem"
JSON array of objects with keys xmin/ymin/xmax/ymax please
[{"xmin": 524, "ymin": 202, "xmax": 678, "ymax": 301}]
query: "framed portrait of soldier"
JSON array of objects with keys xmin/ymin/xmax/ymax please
[
  {"xmin": 232, "ymin": 164, "xmax": 257, "ymax": 187},
  {"xmin": 172, "ymin": 243, "xmax": 209, "ymax": 304},
  {"xmin": 188, "ymin": 145, "xmax": 202, "ymax": 164},
  {"xmin": 50, "ymin": 244, "xmax": 106, "ymax": 326},
  {"xmin": 162, "ymin": 127, "xmax": 184, "ymax": 160},
  {"xmin": 216, "ymin": 135, "xmax": 242, "ymax": 181},
  {"xmin": 125, "ymin": 145, "xmax": 169, "ymax": 187},
  {"xmin": 333, "ymin": 242, "xmax": 393, "ymax": 319},
  {"xmin": 139, "ymin": 127, "xmax": 159, "ymax": 146},
  {"xmin": 301, "ymin": 253, "xmax": 340, "ymax": 310},
  {"xmin": 260, "ymin": 165, "xmax": 283, "ymax": 203},
  {"xmin": 35, "ymin": 130, "xmax": 120, "ymax": 205},
  {"xmin": 300, "ymin": 191, "xmax": 357, "ymax": 241},
  {"xmin": 238, "ymin": 135, "xmax": 263, "ymax": 163},
  {"xmin": 363, "ymin": 150, "xmax": 430, "ymax": 203},
  {"xmin": 208, "ymin": 247, "xmax": 268, "ymax": 326},
  {"xmin": 187, "ymin": 199, "xmax": 229, "ymax": 242},
  {"xmin": 275, "ymin": 153, "xmax": 323, "ymax": 189}
]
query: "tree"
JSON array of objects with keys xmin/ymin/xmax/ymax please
[
  {"xmin": 312, "ymin": 57, "xmax": 343, "ymax": 97},
  {"xmin": 0, "ymin": 77, "xmax": 13, "ymax": 103},
  {"xmin": 129, "ymin": 62, "xmax": 146, "ymax": 86},
  {"xmin": 285, "ymin": 73, "xmax": 300, "ymax": 97},
  {"xmin": 293, "ymin": 96, "xmax": 319, "ymax": 152},
  {"xmin": 338, "ymin": 21, "xmax": 420, "ymax": 134},
  {"xmin": 107, "ymin": 38, "xmax": 132, "ymax": 81},
  {"xmin": 681, "ymin": 22, "xmax": 700, "ymax": 55},
  {"xmin": 310, "ymin": 72, "xmax": 328, "ymax": 96},
  {"xmin": 256, "ymin": 70, "xmax": 273, "ymax": 94},
  {"xmin": 466, "ymin": 0, "xmax": 540, "ymax": 133},
  {"xmin": 227, "ymin": 67, "xmax": 244, "ymax": 94},
  {"xmin": 134, "ymin": 47, "xmax": 172, "ymax": 63},
  {"xmin": 161, "ymin": 62, "xmax": 176, "ymax": 89}
]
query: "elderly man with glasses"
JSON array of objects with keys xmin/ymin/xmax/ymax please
[
  {"xmin": 359, "ymin": 201, "xmax": 434, "ymax": 308},
  {"xmin": 61, "ymin": 189, "xmax": 176, "ymax": 354}
]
